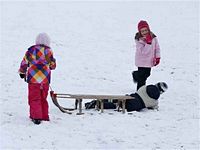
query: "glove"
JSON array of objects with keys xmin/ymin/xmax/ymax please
[
  {"xmin": 154, "ymin": 58, "xmax": 160, "ymax": 66},
  {"xmin": 145, "ymin": 34, "xmax": 152, "ymax": 44},
  {"xmin": 19, "ymin": 73, "xmax": 25, "ymax": 79},
  {"xmin": 49, "ymin": 62, "xmax": 56, "ymax": 70}
]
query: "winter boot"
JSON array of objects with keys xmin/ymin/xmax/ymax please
[{"xmin": 32, "ymin": 119, "xmax": 41, "ymax": 125}]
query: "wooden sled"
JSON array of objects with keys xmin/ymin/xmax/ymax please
[{"xmin": 50, "ymin": 91, "xmax": 134, "ymax": 115}]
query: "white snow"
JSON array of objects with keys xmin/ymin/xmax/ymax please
[{"xmin": 0, "ymin": 1, "xmax": 199, "ymax": 150}]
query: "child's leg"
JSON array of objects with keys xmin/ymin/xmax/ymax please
[
  {"xmin": 137, "ymin": 67, "xmax": 151, "ymax": 90},
  {"xmin": 125, "ymin": 94, "xmax": 145, "ymax": 112},
  {"xmin": 137, "ymin": 80, "xmax": 145, "ymax": 90},
  {"xmin": 132, "ymin": 70, "xmax": 145, "ymax": 89},
  {"xmin": 41, "ymin": 84, "xmax": 49, "ymax": 121},
  {"xmin": 28, "ymin": 83, "xmax": 43, "ymax": 120}
]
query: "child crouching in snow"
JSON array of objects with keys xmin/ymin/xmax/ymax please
[
  {"xmin": 125, "ymin": 82, "xmax": 168, "ymax": 112},
  {"xmin": 85, "ymin": 82, "xmax": 168, "ymax": 112},
  {"xmin": 18, "ymin": 33, "xmax": 56, "ymax": 125}
]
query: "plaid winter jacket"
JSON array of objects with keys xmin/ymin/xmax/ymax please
[{"xmin": 19, "ymin": 44, "xmax": 56, "ymax": 84}]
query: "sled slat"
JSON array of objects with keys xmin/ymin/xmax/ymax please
[{"xmin": 56, "ymin": 94, "xmax": 134, "ymax": 100}]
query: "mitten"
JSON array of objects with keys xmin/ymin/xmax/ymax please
[
  {"xmin": 154, "ymin": 58, "xmax": 160, "ymax": 66},
  {"xmin": 145, "ymin": 34, "xmax": 152, "ymax": 44},
  {"xmin": 49, "ymin": 62, "xmax": 56, "ymax": 70},
  {"xmin": 19, "ymin": 73, "xmax": 25, "ymax": 79}
]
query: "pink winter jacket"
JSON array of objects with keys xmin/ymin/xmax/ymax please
[{"xmin": 135, "ymin": 37, "xmax": 160, "ymax": 67}]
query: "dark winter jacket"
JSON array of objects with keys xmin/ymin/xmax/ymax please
[
  {"xmin": 126, "ymin": 85, "xmax": 160, "ymax": 112},
  {"xmin": 136, "ymin": 85, "xmax": 160, "ymax": 109}
]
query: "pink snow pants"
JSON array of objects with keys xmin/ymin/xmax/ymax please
[{"xmin": 28, "ymin": 83, "xmax": 49, "ymax": 121}]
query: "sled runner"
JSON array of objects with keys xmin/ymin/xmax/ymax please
[{"xmin": 50, "ymin": 91, "xmax": 134, "ymax": 115}]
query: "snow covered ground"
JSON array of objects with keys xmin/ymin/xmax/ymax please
[{"xmin": 0, "ymin": 1, "xmax": 199, "ymax": 149}]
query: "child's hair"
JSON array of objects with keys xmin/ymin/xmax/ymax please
[{"xmin": 134, "ymin": 32, "xmax": 156, "ymax": 41}]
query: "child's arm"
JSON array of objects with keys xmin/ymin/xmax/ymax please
[
  {"xmin": 154, "ymin": 37, "xmax": 161, "ymax": 58},
  {"xmin": 18, "ymin": 51, "xmax": 29, "ymax": 74},
  {"xmin": 135, "ymin": 39, "xmax": 152, "ymax": 54},
  {"xmin": 48, "ymin": 50, "xmax": 56, "ymax": 70},
  {"xmin": 153, "ymin": 38, "xmax": 161, "ymax": 66}
]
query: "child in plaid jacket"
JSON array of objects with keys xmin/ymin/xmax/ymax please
[{"xmin": 19, "ymin": 33, "xmax": 56, "ymax": 125}]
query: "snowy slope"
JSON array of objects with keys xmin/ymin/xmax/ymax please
[{"xmin": 0, "ymin": 1, "xmax": 199, "ymax": 149}]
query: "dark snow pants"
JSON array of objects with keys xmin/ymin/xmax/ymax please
[
  {"xmin": 132, "ymin": 67, "xmax": 151, "ymax": 90},
  {"xmin": 28, "ymin": 83, "xmax": 49, "ymax": 121},
  {"xmin": 125, "ymin": 93, "xmax": 146, "ymax": 112}
]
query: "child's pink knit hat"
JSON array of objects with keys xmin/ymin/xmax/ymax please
[
  {"xmin": 138, "ymin": 20, "xmax": 150, "ymax": 31},
  {"xmin": 35, "ymin": 33, "xmax": 51, "ymax": 47}
]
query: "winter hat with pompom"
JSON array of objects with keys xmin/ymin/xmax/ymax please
[
  {"xmin": 155, "ymin": 82, "xmax": 168, "ymax": 94},
  {"xmin": 35, "ymin": 33, "xmax": 51, "ymax": 47},
  {"xmin": 138, "ymin": 20, "xmax": 150, "ymax": 32}
]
